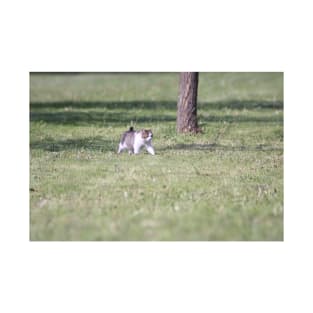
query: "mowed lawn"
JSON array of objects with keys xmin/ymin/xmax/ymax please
[{"xmin": 30, "ymin": 73, "xmax": 283, "ymax": 240}]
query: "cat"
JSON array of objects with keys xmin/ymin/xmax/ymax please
[{"xmin": 117, "ymin": 127, "xmax": 155, "ymax": 155}]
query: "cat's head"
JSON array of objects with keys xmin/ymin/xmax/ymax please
[{"xmin": 141, "ymin": 129, "xmax": 153, "ymax": 141}]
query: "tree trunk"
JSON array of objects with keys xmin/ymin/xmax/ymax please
[{"xmin": 176, "ymin": 72, "xmax": 200, "ymax": 133}]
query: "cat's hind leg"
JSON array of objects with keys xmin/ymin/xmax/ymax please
[{"xmin": 117, "ymin": 143, "xmax": 125, "ymax": 154}]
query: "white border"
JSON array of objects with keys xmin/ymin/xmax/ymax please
[{"xmin": 2, "ymin": 0, "xmax": 313, "ymax": 312}]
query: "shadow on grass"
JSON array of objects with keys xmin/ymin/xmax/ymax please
[
  {"xmin": 30, "ymin": 137, "xmax": 283, "ymax": 153},
  {"xmin": 30, "ymin": 100, "xmax": 283, "ymax": 111},
  {"xmin": 159, "ymin": 143, "xmax": 283, "ymax": 152},
  {"xmin": 30, "ymin": 110, "xmax": 175, "ymax": 126},
  {"xmin": 30, "ymin": 137, "xmax": 115, "ymax": 152},
  {"xmin": 30, "ymin": 100, "xmax": 283, "ymax": 126},
  {"xmin": 30, "ymin": 101, "xmax": 177, "ymax": 111}
]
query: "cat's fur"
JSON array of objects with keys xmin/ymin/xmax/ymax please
[{"xmin": 117, "ymin": 127, "xmax": 155, "ymax": 155}]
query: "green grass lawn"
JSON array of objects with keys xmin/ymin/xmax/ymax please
[{"xmin": 30, "ymin": 72, "xmax": 283, "ymax": 240}]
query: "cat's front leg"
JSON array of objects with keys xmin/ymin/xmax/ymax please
[
  {"xmin": 145, "ymin": 144, "xmax": 155, "ymax": 155},
  {"xmin": 133, "ymin": 144, "xmax": 141, "ymax": 154}
]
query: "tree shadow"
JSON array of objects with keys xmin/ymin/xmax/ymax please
[
  {"xmin": 30, "ymin": 110, "xmax": 176, "ymax": 126},
  {"xmin": 158, "ymin": 143, "xmax": 283, "ymax": 152},
  {"xmin": 199, "ymin": 100, "xmax": 283, "ymax": 110},
  {"xmin": 30, "ymin": 136, "xmax": 115, "ymax": 152},
  {"xmin": 31, "ymin": 139, "xmax": 283, "ymax": 154},
  {"xmin": 30, "ymin": 100, "xmax": 283, "ymax": 126},
  {"xmin": 30, "ymin": 101, "xmax": 177, "ymax": 111},
  {"xmin": 30, "ymin": 99, "xmax": 283, "ymax": 153},
  {"xmin": 200, "ymin": 115, "xmax": 283, "ymax": 124},
  {"xmin": 30, "ymin": 100, "xmax": 283, "ymax": 111}
]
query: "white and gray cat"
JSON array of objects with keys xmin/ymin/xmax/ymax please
[{"xmin": 117, "ymin": 127, "xmax": 155, "ymax": 155}]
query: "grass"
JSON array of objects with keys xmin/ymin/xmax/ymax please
[{"xmin": 30, "ymin": 72, "xmax": 283, "ymax": 240}]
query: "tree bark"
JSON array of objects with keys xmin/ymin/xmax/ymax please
[{"xmin": 176, "ymin": 72, "xmax": 200, "ymax": 133}]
